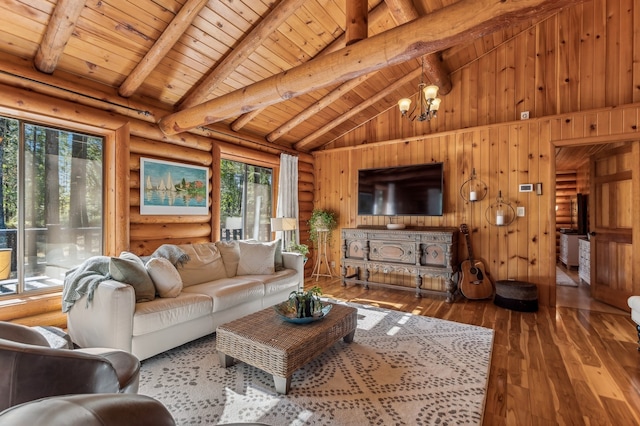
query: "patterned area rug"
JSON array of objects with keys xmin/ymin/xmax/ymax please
[{"xmin": 139, "ymin": 302, "xmax": 495, "ymax": 425}]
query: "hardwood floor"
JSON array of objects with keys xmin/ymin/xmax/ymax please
[{"xmin": 304, "ymin": 276, "xmax": 640, "ymax": 425}]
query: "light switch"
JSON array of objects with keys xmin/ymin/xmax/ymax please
[{"xmin": 517, "ymin": 206, "xmax": 525, "ymax": 217}]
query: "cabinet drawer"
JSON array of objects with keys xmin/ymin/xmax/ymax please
[
  {"xmin": 369, "ymin": 241, "xmax": 416, "ymax": 264},
  {"xmin": 420, "ymin": 244, "xmax": 449, "ymax": 267}
]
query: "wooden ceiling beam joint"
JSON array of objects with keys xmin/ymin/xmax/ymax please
[
  {"xmin": 35, "ymin": 0, "xmax": 88, "ymax": 74},
  {"xmin": 345, "ymin": 0, "xmax": 369, "ymax": 46}
]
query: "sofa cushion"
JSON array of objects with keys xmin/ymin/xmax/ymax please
[
  {"xmin": 110, "ymin": 252, "xmax": 156, "ymax": 303},
  {"xmin": 176, "ymin": 243, "xmax": 227, "ymax": 287},
  {"xmin": 215, "ymin": 240, "xmax": 240, "ymax": 277},
  {"xmin": 146, "ymin": 257, "xmax": 183, "ymax": 298},
  {"xmin": 237, "ymin": 241, "xmax": 277, "ymax": 275},
  {"xmin": 132, "ymin": 292, "xmax": 213, "ymax": 336},
  {"xmin": 182, "ymin": 277, "xmax": 265, "ymax": 312},
  {"xmin": 247, "ymin": 268, "xmax": 299, "ymax": 298}
]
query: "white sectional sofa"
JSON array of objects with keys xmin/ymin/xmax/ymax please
[{"xmin": 65, "ymin": 240, "xmax": 304, "ymax": 360}]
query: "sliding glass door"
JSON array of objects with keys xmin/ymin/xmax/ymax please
[{"xmin": 0, "ymin": 117, "xmax": 104, "ymax": 295}]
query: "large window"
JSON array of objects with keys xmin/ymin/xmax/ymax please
[
  {"xmin": 0, "ymin": 117, "xmax": 104, "ymax": 295},
  {"xmin": 220, "ymin": 159, "xmax": 273, "ymax": 242}
]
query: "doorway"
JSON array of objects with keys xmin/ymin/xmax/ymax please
[{"xmin": 554, "ymin": 142, "xmax": 633, "ymax": 314}]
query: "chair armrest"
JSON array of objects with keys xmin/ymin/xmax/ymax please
[
  {"xmin": 67, "ymin": 279, "xmax": 136, "ymax": 353},
  {"xmin": 0, "ymin": 322, "xmax": 50, "ymax": 347},
  {"xmin": 0, "ymin": 340, "xmax": 121, "ymax": 410},
  {"xmin": 282, "ymin": 252, "xmax": 304, "ymax": 290}
]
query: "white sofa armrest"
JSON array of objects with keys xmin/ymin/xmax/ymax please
[
  {"xmin": 67, "ymin": 279, "xmax": 136, "ymax": 353},
  {"xmin": 282, "ymin": 251, "xmax": 305, "ymax": 290}
]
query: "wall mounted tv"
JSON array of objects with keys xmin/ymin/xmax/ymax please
[{"xmin": 357, "ymin": 162, "xmax": 444, "ymax": 216}]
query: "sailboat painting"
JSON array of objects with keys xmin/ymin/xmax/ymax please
[{"xmin": 140, "ymin": 157, "xmax": 209, "ymax": 215}]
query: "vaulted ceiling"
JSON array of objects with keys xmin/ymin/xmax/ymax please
[{"xmin": 0, "ymin": 0, "xmax": 582, "ymax": 156}]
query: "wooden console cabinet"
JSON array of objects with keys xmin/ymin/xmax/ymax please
[{"xmin": 340, "ymin": 227, "xmax": 459, "ymax": 302}]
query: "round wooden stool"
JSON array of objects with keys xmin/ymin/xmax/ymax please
[{"xmin": 494, "ymin": 280, "xmax": 538, "ymax": 312}]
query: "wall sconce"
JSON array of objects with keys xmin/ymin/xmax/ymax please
[
  {"xmin": 459, "ymin": 168, "xmax": 487, "ymax": 202},
  {"xmin": 485, "ymin": 190, "xmax": 515, "ymax": 226}
]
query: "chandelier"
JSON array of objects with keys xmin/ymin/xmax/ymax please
[{"xmin": 397, "ymin": 58, "xmax": 441, "ymax": 121}]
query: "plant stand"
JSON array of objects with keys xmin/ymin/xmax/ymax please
[{"xmin": 311, "ymin": 230, "xmax": 333, "ymax": 281}]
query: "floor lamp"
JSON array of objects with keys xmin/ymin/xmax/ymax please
[{"xmin": 270, "ymin": 217, "xmax": 297, "ymax": 251}]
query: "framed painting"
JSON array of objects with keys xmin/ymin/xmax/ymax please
[{"xmin": 140, "ymin": 157, "xmax": 209, "ymax": 215}]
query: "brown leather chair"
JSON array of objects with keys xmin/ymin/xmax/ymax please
[
  {"xmin": 0, "ymin": 321, "xmax": 140, "ymax": 411},
  {"xmin": 0, "ymin": 393, "xmax": 176, "ymax": 425}
]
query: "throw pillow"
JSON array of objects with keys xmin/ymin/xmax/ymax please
[
  {"xmin": 215, "ymin": 240, "xmax": 240, "ymax": 277},
  {"xmin": 146, "ymin": 257, "xmax": 183, "ymax": 298},
  {"xmin": 273, "ymin": 239, "xmax": 284, "ymax": 272},
  {"xmin": 242, "ymin": 239, "xmax": 284, "ymax": 271},
  {"xmin": 176, "ymin": 243, "xmax": 228, "ymax": 286},
  {"xmin": 236, "ymin": 241, "xmax": 277, "ymax": 275},
  {"xmin": 109, "ymin": 252, "xmax": 156, "ymax": 302}
]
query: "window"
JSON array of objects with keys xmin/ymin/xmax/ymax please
[
  {"xmin": 220, "ymin": 159, "xmax": 273, "ymax": 242},
  {"xmin": 0, "ymin": 117, "xmax": 104, "ymax": 295}
]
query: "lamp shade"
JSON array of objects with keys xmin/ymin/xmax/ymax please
[
  {"xmin": 270, "ymin": 217, "xmax": 297, "ymax": 232},
  {"xmin": 423, "ymin": 85, "xmax": 439, "ymax": 100},
  {"xmin": 430, "ymin": 98, "xmax": 441, "ymax": 111},
  {"xmin": 397, "ymin": 98, "xmax": 411, "ymax": 114}
]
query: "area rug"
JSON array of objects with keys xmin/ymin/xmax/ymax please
[
  {"xmin": 138, "ymin": 302, "xmax": 495, "ymax": 425},
  {"xmin": 557, "ymin": 266, "xmax": 579, "ymax": 287}
]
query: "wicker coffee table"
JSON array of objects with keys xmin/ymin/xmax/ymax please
[{"xmin": 216, "ymin": 302, "xmax": 357, "ymax": 394}]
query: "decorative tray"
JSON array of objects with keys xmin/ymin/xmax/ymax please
[{"xmin": 273, "ymin": 301, "xmax": 332, "ymax": 324}]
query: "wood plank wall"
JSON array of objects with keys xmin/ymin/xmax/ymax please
[
  {"xmin": 326, "ymin": 0, "xmax": 640, "ymax": 148},
  {"xmin": 313, "ymin": 104, "xmax": 640, "ymax": 307},
  {"xmin": 312, "ymin": 0, "xmax": 640, "ymax": 307}
]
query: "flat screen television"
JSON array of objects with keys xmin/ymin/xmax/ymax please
[{"xmin": 357, "ymin": 163, "xmax": 444, "ymax": 216}]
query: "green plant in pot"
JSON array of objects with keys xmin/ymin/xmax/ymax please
[
  {"xmin": 288, "ymin": 241, "xmax": 309, "ymax": 263},
  {"xmin": 288, "ymin": 286, "xmax": 323, "ymax": 318},
  {"xmin": 309, "ymin": 209, "xmax": 338, "ymax": 244}
]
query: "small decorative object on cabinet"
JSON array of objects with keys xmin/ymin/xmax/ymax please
[
  {"xmin": 485, "ymin": 190, "xmax": 516, "ymax": 226},
  {"xmin": 459, "ymin": 168, "xmax": 487, "ymax": 202}
]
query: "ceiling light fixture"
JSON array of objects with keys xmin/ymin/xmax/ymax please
[{"xmin": 397, "ymin": 57, "xmax": 441, "ymax": 122}]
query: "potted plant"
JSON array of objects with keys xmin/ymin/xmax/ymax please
[
  {"xmin": 288, "ymin": 241, "xmax": 309, "ymax": 263},
  {"xmin": 288, "ymin": 286, "xmax": 323, "ymax": 318},
  {"xmin": 309, "ymin": 209, "xmax": 337, "ymax": 244}
]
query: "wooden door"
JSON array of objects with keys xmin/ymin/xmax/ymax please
[{"xmin": 589, "ymin": 142, "xmax": 640, "ymax": 310}]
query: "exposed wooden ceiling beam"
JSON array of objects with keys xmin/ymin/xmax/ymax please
[
  {"xmin": 295, "ymin": 67, "xmax": 423, "ymax": 151},
  {"xmin": 158, "ymin": 0, "xmax": 583, "ymax": 136},
  {"xmin": 346, "ymin": 0, "xmax": 369, "ymax": 46},
  {"xmin": 118, "ymin": 0, "xmax": 209, "ymax": 98},
  {"xmin": 267, "ymin": 72, "xmax": 373, "ymax": 142},
  {"xmin": 178, "ymin": 0, "xmax": 307, "ymax": 110},
  {"xmin": 230, "ymin": 2, "xmax": 391, "ymax": 132},
  {"xmin": 34, "ymin": 0, "xmax": 87, "ymax": 74},
  {"xmin": 384, "ymin": 0, "xmax": 451, "ymax": 94},
  {"xmin": 266, "ymin": 0, "xmax": 453, "ymax": 143}
]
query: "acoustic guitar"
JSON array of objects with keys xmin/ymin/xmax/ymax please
[{"xmin": 459, "ymin": 224, "xmax": 493, "ymax": 299}]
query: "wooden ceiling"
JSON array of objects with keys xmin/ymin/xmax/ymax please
[{"xmin": 0, "ymin": 0, "xmax": 585, "ymax": 163}]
